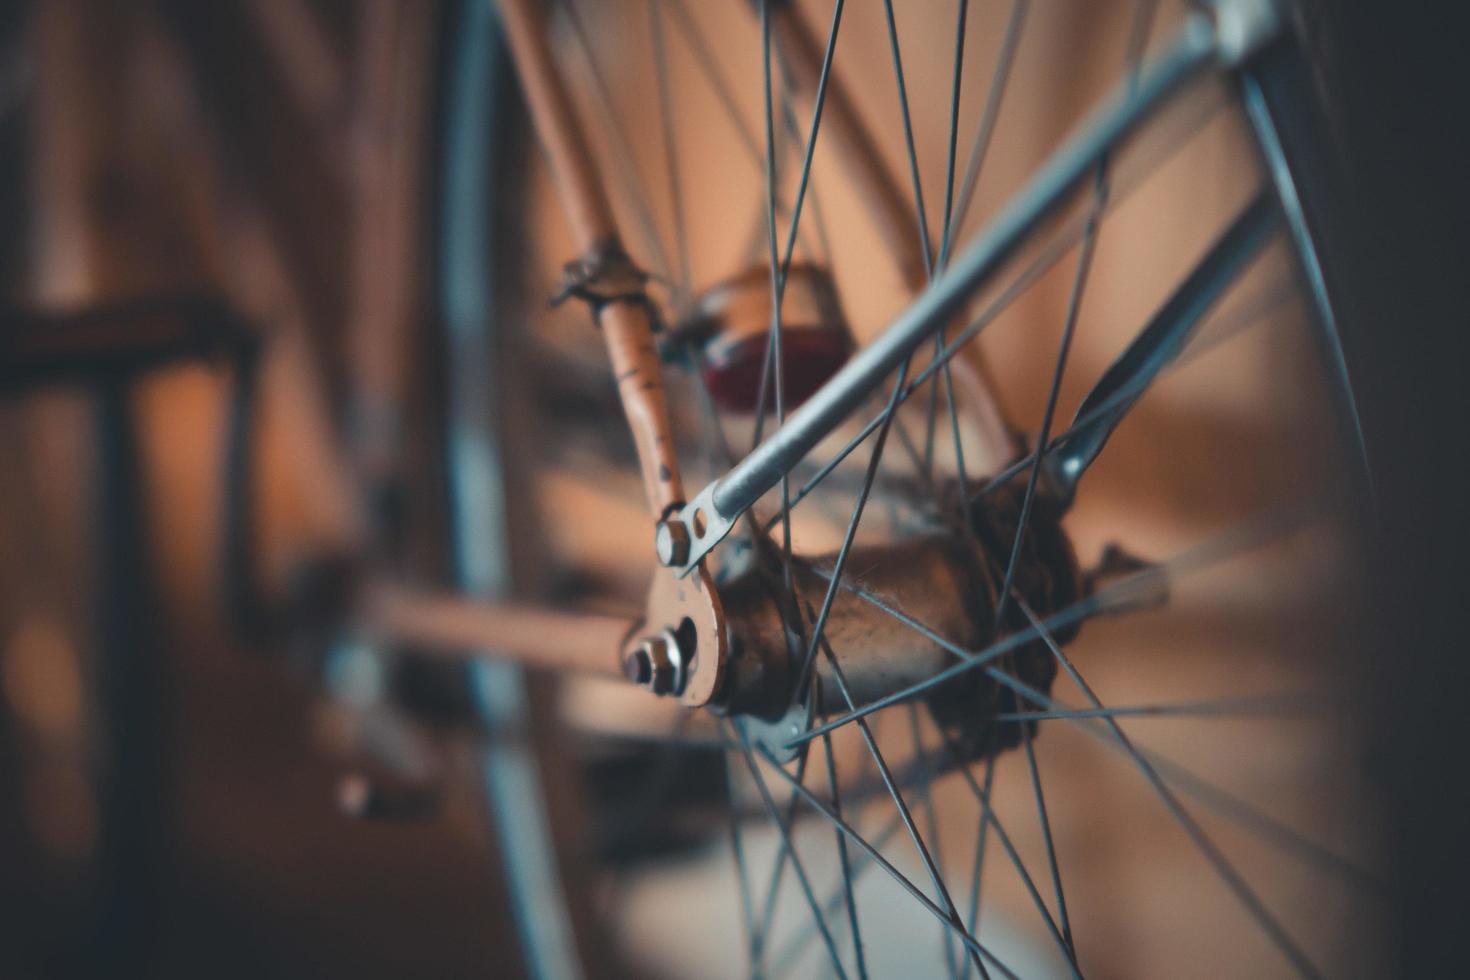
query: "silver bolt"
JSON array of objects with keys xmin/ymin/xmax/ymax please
[
  {"xmin": 646, "ymin": 632, "xmax": 678, "ymax": 695},
  {"xmin": 622, "ymin": 645, "xmax": 653, "ymax": 684},
  {"xmin": 627, "ymin": 629, "xmax": 689, "ymax": 696},
  {"xmin": 654, "ymin": 518, "xmax": 691, "ymax": 566}
]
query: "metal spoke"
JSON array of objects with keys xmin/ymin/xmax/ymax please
[
  {"xmin": 750, "ymin": 0, "xmax": 847, "ymax": 448},
  {"xmin": 775, "ymin": 702, "xmax": 1304, "ymax": 979},
  {"xmin": 946, "ymin": 0, "xmax": 1027, "ymax": 262},
  {"xmin": 981, "ymin": 670, "xmax": 1328, "ymax": 980},
  {"xmin": 1015, "ymin": 600, "xmax": 1326, "ymax": 979},
  {"xmin": 650, "ymin": 0, "xmax": 693, "ymax": 305},
  {"xmin": 789, "ymin": 543, "xmax": 1380, "ymax": 892},
  {"xmin": 823, "ymin": 727, "xmax": 869, "ymax": 980},
  {"xmin": 778, "ymin": 93, "xmax": 834, "ymax": 266},
  {"xmin": 693, "ymin": 340, "xmax": 834, "ymax": 975},
  {"xmin": 877, "ymin": 0, "xmax": 949, "ymax": 478},
  {"xmin": 937, "ymin": 0, "xmax": 970, "ymax": 270},
  {"xmin": 935, "ymin": 2, "xmax": 975, "ymax": 496},
  {"xmin": 724, "ymin": 748, "xmax": 760, "ymax": 973},
  {"xmin": 793, "ymin": 357, "xmax": 914, "ymax": 699},
  {"xmin": 754, "ymin": 743, "xmax": 1019, "ymax": 980},
  {"xmin": 1239, "ymin": 71, "xmax": 1372, "ymax": 494},
  {"xmin": 761, "ymin": 84, "xmax": 1229, "ymax": 537},
  {"xmin": 989, "ymin": 167, "xmax": 1104, "ymax": 628},
  {"xmin": 788, "ymin": 500, "xmax": 1321, "ymax": 747},
  {"xmin": 934, "ymin": 0, "xmax": 976, "ymax": 533},
  {"xmin": 941, "ymin": 736, "xmax": 1078, "ymax": 978},
  {"xmin": 908, "ymin": 702, "xmax": 960, "ymax": 979},
  {"xmin": 885, "ymin": 390, "xmax": 943, "ymax": 505},
  {"xmin": 674, "ymin": 18, "xmax": 1225, "ymax": 567},
  {"xmin": 997, "ymin": 694, "xmax": 1324, "ymax": 723},
  {"xmin": 666, "ymin": 0, "xmax": 764, "ymax": 166},
  {"xmin": 991, "ymin": 0, "xmax": 1155, "ymax": 631},
  {"xmin": 958, "ymin": 757, "xmax": 995, "ymax": 980},
  {"xmin": 560, "ymin": 0, "xmax": 674, "ymax": 281},
  {"xmin": 751, "ymin": 740, "xmax": 815, "ymax": 971},
  {"xmin": 1047, "ymin": 190, "xmax": 1278, "ymax": 499},
  {"xmin": 669, "ymin": 0, "xmax": 828, "ymax": 269},
  {"xmin": 763, "ymin": 714, "xmax": 886, "ymax": 979},
  {"xmin": 761, "ymin": 223, "xmax": 1082, "ymax": 536},
  {"xmin": 940, "ymin": 341, "xmax": 973, "ymax": 523},
  {"xmin": 972, "ymin": 274, "xmax": 1294, "ymax": 503},
  {"xmin": 760, "ymin": 0, "xmax": 796, "ymax": 586},
  {"xmin": 768, "ymin": 810, "xmax": 904, "ymax": 978},
  {"xmin": 1014, "ymin": 679, "xmax": 1075, "ymax": 963},
  {"xmin": 786, "ymin": 535, "xmax": 1361, "ymax": 979},
  {"xmin": 880, "ymin": 0, "xmax": 935, "ymax": 278},
  {"xmin": 788, "ymin": 569, "xmax": 1107, "ymax": 747},
  {"xmin": 666, "ymin": 0, "xmax": 835, "ymax": 263},
  {"xmin": 810, "ymin": 614, "xmax": 990, "ymax": 979},
  {"xmin": 732, "ymin": 720, "xmax": 851, "ymax": 980},
  {"xmin": 983, "ymin": 660, "xmax": 1382, "ymax": 896},
  {"xmin": 1138, "ymin": 741, "xmax": 1385, "ymax": 893}
]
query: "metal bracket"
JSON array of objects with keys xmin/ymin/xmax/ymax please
[
  {"xmin": 624, "ymin": 561, "xmax": 729, "ymax": 707},
  {"xmin": 659, "ymin": 480, "xmax": 735, "ymax": 579},
  {"xmin": 550, "ymin": 238, "xmax": 663, "ymax": 331}
]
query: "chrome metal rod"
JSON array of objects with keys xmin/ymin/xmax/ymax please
[
  {"xmin": 672, "ymin": 14, "xmax": 1229, "ymax": 573},
  {"xmin": 1050, "ymin": 187, "xmax": 1279, "ymax": 497}
]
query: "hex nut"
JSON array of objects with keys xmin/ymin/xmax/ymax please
[{"xmin": 643, "ymin": 633, "xmax": 677, "ymax": 695}]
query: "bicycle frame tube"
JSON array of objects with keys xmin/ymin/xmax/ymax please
[
  {"xmin": 499, "ymin": 0, "xmax": 739, "ymax": 708},
  {"xmin": 498, "ymin": 0, "xmax": 685, "ymax": 517},
  {"xmin": 667, "ymin": 11, "xmax": 1274, "ymax": 576}
]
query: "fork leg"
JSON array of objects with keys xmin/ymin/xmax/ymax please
[{"xmin": 497, "ymin": 0, "xmax": 687, "ymax": 517}]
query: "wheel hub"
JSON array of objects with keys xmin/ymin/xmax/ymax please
[{"xmin": 627, "ymin": 479, "xmax": 1088, "ymax": 763}]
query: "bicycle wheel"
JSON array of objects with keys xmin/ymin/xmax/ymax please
[{"xmin": 441, "ymin": 1, "xmax": 1403, "ymax": 976}]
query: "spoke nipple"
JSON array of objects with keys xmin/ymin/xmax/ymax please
[{"xmin": 655, "ymin": 518, "xmax": 691, "ymax": 566}]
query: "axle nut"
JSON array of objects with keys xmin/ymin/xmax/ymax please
[
  {"xmin": 623, "ymin": 645, "xmax": 653, "ymax": 684},
  {"xmin": 654, "ymin": 518, "xmax": 691, "ymax": 566},
  {"xmin": 627, "ymin": 629, "xmax": 687, "ymax": 696},
  {"xmin": 645, "ymin": 632, "xmax": 677, "ymax": 695}
]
